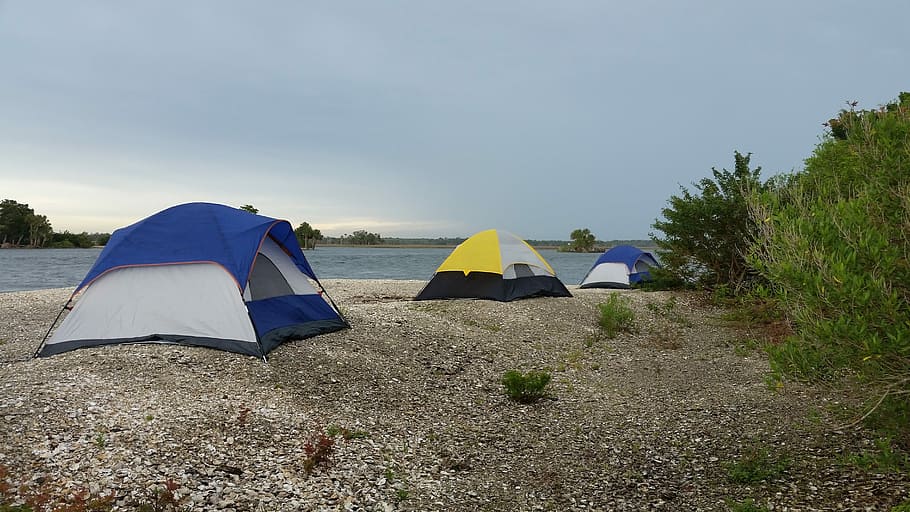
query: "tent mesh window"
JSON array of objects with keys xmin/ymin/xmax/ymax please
[
  {"xmin": 248, "ymin": 253, "xmax": 294, "ymax": 300},
  {"xmin": 510, "ymin": 263, "xmax": 535, "ymax": 278}
]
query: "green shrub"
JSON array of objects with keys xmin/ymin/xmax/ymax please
[
  {"xmin": 845, "ymin": 437, "xmax": 909, "ymax": 473},
  {"xmin": 724, "ymin": 498, "xmax": 770, "ymax": 512},
  {"xmin": 750, "ymin": 92, "xmax": 910, "ymax": 440},
  {"xmin": 598, "ymin": 294, "xmax": 635, "ymax": 338},
  {"xmin": 652, "ymin": 151, "xmax": 769, "ymax": 291},
  {"xmin": 725, "ymin": 446, "xmax": 788, "ymax": 484},
  {"xmin": 501, "ymin": 370, "xmax": 551, "ymax": 404}
]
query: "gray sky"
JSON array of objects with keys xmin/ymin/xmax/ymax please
[{"xmin": 1, "ymin": 1, "xmax": 907, "ymax": 240}]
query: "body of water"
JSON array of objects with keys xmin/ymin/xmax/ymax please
[{"xmin": 0, "ymin": 247, "xmax": 599, "ymax": 293}]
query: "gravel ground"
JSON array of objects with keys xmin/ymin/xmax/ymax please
[{"xmin": 0, "ymin": 280, "xmax": 907, "ymax": 511}]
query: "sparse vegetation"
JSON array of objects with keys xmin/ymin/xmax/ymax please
[
  {"xmin": 597, "ymin": 294, "xmax": 635, "ymax": 338},
  {"xmin": 236, "ymin": 404, "xmax": 251, "ymax": 425},
  {"xmin": 132, "ymin": 479, "xmax": 186, "ymax": 512},
  {"xmin": 844, "ymin": 437, "xmax": 909, "ymax": 473},
  {"xmin": 725, "ymin": 445, "xmax": 789, "ymax": 484},
  {"xmin": 0, "ymin": 464, "xmax": 116, "ymax": 512},
  {"xmin": 724, "ymin": 498, "xmax": 770, "ymax": 512},
  {"xmin": 645, "ymin": 296, "xmax": 692, "ymax": 327},
  {"xmin": 327, "ymin": 424, "xmax": 370, "ymax": 440},
  {"xmin": 302, "ymin": 432, "xmax": 335, "ymax": 475},
  {"xmin": 501, "ymin": 369, "xmax": 552, "ymax": 404}
]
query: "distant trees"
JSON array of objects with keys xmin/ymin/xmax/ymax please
[
  {"xmin": 0, "ymin": 199, "xmax": 109, "ymax": 248},
  {"xmin": 27, "ymin": 214, "xmax": 52, "ymax": 248},
  {"xmin": 0, "ymin": 199, "xmax": 34, "ymax": 246},
  {"xmin": 239, "ymin": 204, "xmax": 259, "ymax": 214},
  {"xmin": 651, "ymin": 151, "xmax": 768, "ymax": 291},
  {"xmin": 345, "ymin": 230, "xmax": 382, "ymax": 245},
  {"xmin": 295, "ymin": 222, "xmax": 323, "ymax": 250},
  {"xmin": 569, "ymin": 228, "xmax": 596, "ymax": 252},
  {"xmin": 1, "ymin": 199, "xmax": 56, "ymax": 247},
  {"xmin": 50, "ymin": 231, "xmax": 95, "ymax": 248}
]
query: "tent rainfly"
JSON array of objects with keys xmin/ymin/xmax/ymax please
[
  {"xmin": 579, "ymin": 245, "xmax": 660, "ymax": 289},
  {"xmin": 414, "ymin": 229, "xmax": 572, "ymax": 302},
  {"xmin": 36, "ymin": 202, "xmax": 348, "ymax": 359}
]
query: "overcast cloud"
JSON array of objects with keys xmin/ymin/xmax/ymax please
[{"xmin": 1, "ymin": 1, "xmax": 908, "ymax": 239}]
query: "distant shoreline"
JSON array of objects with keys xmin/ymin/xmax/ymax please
[
  {"xmin": 1, "ymin": 243, "xmax": 657, "ymax": 252},
  {"xmin": 314, "ymin": 243, "xmax": 657, "ymax": 251}
]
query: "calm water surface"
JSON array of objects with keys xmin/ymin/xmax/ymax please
[{"xmin": 0, "ymin": 247, "xmax": 598, "ymax": 293}]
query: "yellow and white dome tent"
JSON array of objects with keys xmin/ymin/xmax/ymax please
[{"xmin": 414, "ymin": 229, "xmax": 572, "ymax": 301}]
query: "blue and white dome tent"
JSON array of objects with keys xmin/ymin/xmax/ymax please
[
  {"xmin": 579, "ymin": 245, "xmax": 660, "ymax": 289},
  {"xmin": 36, "ymin": 202, "xmax": 348, "ymax": 359}
]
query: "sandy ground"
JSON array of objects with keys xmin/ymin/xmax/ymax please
[{"xmin": 0, "ymin": 280, "xmax": 907, "ymax": 511}]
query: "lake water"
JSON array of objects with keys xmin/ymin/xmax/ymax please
[{"xmin": 0, "ymin": 247, "xmax": 599, "ymax": 293}]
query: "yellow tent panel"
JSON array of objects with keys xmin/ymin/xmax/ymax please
[{"xmin": 436, "ymin": 229, "xmax": 503, "ymax": 275}]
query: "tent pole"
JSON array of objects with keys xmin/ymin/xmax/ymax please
[
  {"xmin": 314, "ymin": 277, "xmax": 349, "ymax": 327},
  {"xmin": 33, "ymin": 298, "xmax": 73, "ymax": 358}
]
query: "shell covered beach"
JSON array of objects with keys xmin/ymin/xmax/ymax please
[{"xmin": 0, "ymin": 280, "xmax": 907, "ymax": 511}]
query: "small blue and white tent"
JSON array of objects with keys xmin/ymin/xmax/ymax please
[
  {"xmin": 579, "ymin": 245, "xmax": 660, "ymax": 289},
  {"xmin": 37, "ymin": 202, "xmax": 348, "ymax": 358}
]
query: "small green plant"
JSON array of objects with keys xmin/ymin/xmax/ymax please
[
  {"xmin": 845, "ymin": 437, "xmax": 909, "ymax": 473},
  {"xmin": 326, "ymin": 425, "xmax": 369, "ymax": 440},
  {"xmin": 892, "ymin": 498, "xmax": 910, "ymax": 511},
  {"xmin": 501, "ymin": 369, "xmax": 551, "ymax": 404},
  {"xmin": 384, "ymin": 468, "xmax": 396, "ymax": 482},
  {"xmin": 395, "ymin": 489, "xmax": 410, "ymax": 502},
  {"xmin": 645, "ymin": 296, "xmax": 692, "ymax": 326},
  {"xmin": 732, "ymin": 338, "xmax": 764, "ymax": 357},
  {"xmin": 462, "ymin": 318, "xmax": 501, "ymax": 331},
  {"xmin": 94, "ymin": 432, "xmax": 107, "ymax": 449},
  {"xmin": 724, "ymin": 497, "xmax": 770, "ymax": 512},
  {"xmin": 583, "ymin": 334, "xmax": 598, "ymax": 348},
  {"xmin": 726, "ymin": 446, "xmax": 788, "ymax": 484},
  {"xmin": 144, "ymin": 414, "xmax": 154, "ymax": 422},
  {"xmin": 302, "ymin": 433, "xmax": 335, "ymax": 475},
  {"xmin": 555, "ymin": 350, "xmax": 584, "ymax": 372},
  {"xmin": 598, "ymin": 294, "xmax": 635, "ymax": 338}
]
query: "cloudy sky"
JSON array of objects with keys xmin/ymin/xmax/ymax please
[{"xmin": 1, "ymin": 2, "xmax": 907, "ymax": 240}]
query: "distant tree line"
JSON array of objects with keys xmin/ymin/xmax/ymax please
[
  {"xmin": 0, "ymin": 199, "xmax": 110, "ymax": 248},
  {"xmin": 381, "ymin": 237, "xmax": 467, "ymax": 246},
  {"xmin": 325, "ymin": 230, "xmax": 383, "ymax": 245}
]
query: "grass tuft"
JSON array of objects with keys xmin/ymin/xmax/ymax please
[{"xmin": 501, "ymin": 370, "xmax": 552, "ymax": 404}]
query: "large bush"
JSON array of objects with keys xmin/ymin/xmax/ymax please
[
  {"xmin": 651, "ymin": 152, "xmax": 767, "ymax": 292},
  {"xmin": 750, "ymin": 93, "xmax": 910, "ymax": 442}
]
